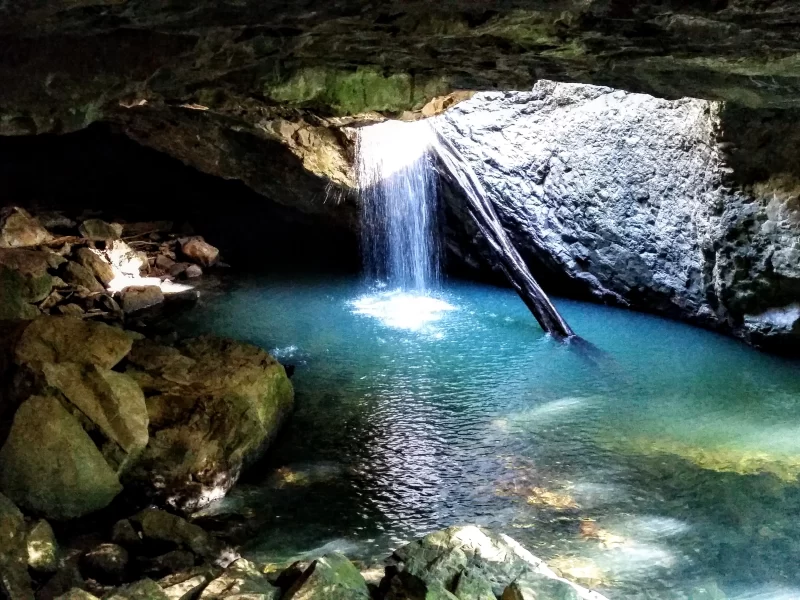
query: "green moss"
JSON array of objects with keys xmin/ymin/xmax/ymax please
[
  {"xmin": 267, "ymin": 67, "xmax": 427, "ymax": 115},
  {"xmin": 476, "ymin": 10, "xmax": 565, "ymax": 48}
]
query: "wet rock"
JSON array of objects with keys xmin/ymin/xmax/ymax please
[
  {"xmin": 79, "ymin": 220, "xmax": 123, "ymax": 241},
  {"xmin": 0, "ymin": 492, "xmax": 34, "ymax": 600},
  {"xmin": 284, "ymin": 554, "xmax": 369, "ymax": 600},
  {"xmin": 111, "ymin": 520, "xmax": 142, "ymax": 548},
  {"xmin": 124, "ymin": 338, "xmax": 294, "ymax": 512},
  {"xmin": 0, "ymin": 395, "xmax": 122, "ymax": 520},
  {"xmin": 183, "ymin": 265, "xmax": 202, "ymax": 279},
  {"xmin": 0, "ymin": 207, "xmax": 52, "ymax": 248},
  {"xmin": 15, "ymin": 316, "xmax": 133, "ymax": 370},
  {"xmin": 198, "ymin": 559, "xmax": 277, "ymax": 600},
  {"xmin": 168, "ymin": 264, "xmax": 189, "ymax": 278},
  {"xmin": 0, "ymin": 249, "xmax": 54, "ymax": 319},
  {"xmin": 81, "ymin": 544, "xmax": 129, "ymax": 584},
  {"xmin": 63, "ymin": 262, "xmax": 104, "ymax": 293},
  {"xmin": 453, "ymin": 571, "xmax": 495, "ymax": 600},
  {"xmin": 120, "ymin": 287, "xmax": 165, "ymax": 314},
  {"xmin": 42, "ymin": 362, "xmax": 149, "ymax": 458},
  {"xmin": 40, "ymin": 290, "xmax": 64, "ymax": 311},
  {"xmin": 133, "ymin": 508, "xmax": 232, "ymax": 566},
  {"xmin": 155, "ymin": 255, "xmax": 175, "ymax": 271},
  {"xmin": 27, "ymin": 519, "xmax": 59, "ymax": 573},
  {"xmin": 179, "ymin": 238, "xmax": 218, "ymax": 268},
  {"xmin": 104, "ymin": 579, "xmax": 169, "ymax": 600},
  {"xmin": 75, "ymin": 248, "xmax": 116, "ymax": 287},
  {"xmin": 387, "ymin": 526, "xmax": 601, "ymax": 599}
]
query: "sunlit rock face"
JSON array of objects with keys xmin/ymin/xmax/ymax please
[{"xmin": 436, "ymin": 81, "xmax": 800, "ymax": 352}]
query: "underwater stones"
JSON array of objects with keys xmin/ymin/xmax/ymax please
[
  {"xmin": 0, "ymin": 492, "xmax": 34, "ymax": 600},
  {"xmin": 75, "ymin": 248, "xmax": 116, "ymax": 287},
  {"xmin": 124, "ymin": 337, "xmax": 294, "ymax": 512},
  {"xmin": 284, "ymin": 553, "xmax": 369, "ymax": 600},
  {"xmin": 199, "ymin": 559, "xmax": 278, "ymax": 600},
  {"xmin": 0, "ymin": 395, "xmax": 123, "ymax": 520},
  {"xmin": 27, "ymin": 519, "xmax": 59, "ymax": 573},
  {"xmin": 79, "ymin": 219, "xmax": 123, "ymax": 242},
  {"xmin": 0, "ymin": 207, "xmax": 52, "ymax": 248},
  {"xmin": 179, "ymin": 238, "xmax": 218, "ymax": 268},
  {"xmin": 81, "ymin": 543, "xmax": 130, "ymax": 583},
  {"xmin": 42, "ymin": 362, "xmax": 149, "ymax": 457},
  {"xmin": 63, "ymin": 261, "xmax": 105, "ymax": 293},
  {"xmin": 120, "ymin": 286, "xmax": 165, "ymax": 314},
  {"xmin": 15, "ymin": 316, "xmax": 133, "ymax": 370}
]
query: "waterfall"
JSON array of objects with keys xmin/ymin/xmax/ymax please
[{"xmin": 357, "ymin": 119, "xmax": 441, "ymax": 293}]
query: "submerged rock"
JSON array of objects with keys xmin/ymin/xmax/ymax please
[
  {"xmin": 0, "ymin": 395, "xmax": 123, "ymax": 520},
  {"xmin": 284, "ymin": 553, "xmax": 369, "ymax": 600},
  {"xmin": 0, "ymin": 207, "xmax": 52, "ymax": 248},
  {"xmin": 125, "ymin": 337, "xmax": 294, "ymax": 512},
  {"xmin": 27, "ymin": 519, "xmax": 59, "ymax": 573}
]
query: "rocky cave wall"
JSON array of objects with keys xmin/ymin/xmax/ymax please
[{"xmin": 436, "ymin": 81, "xmax": 800, "ymax": 351}]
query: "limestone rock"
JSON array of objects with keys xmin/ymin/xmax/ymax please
[
  {"xmin": 124, "ymin": 337, "xmax": 294, "ymax": 512},
  {"xmin": 0, "ymin": 492, "xmax": 33, "ymax": 600},
  {"xmin": 284, "ymin": 554, "xmax": 369, "ymax": 600},
  {"xmin": 63, "ymin": 261, "xmax": 105, "ymax": 293},
  {"xmin": 179, "ymin": 238, "xmax": 218, "ymax": 267},
  {"xmin": 58, "ymin": 304, "xmax": 86, "ymax": 317},
  {"xmin": 15, "ymin": 316, "xmax": 133, "ymax": 370},
  {"xmin": 81, "ymin": 543, "xmax": 129, "ymax": 583},
  {"xmin": 43, "ymin": 363, "xmax": 149, "ymax": 457},
  {"xmin": 453, "ymin": 571, "xmax": 495, "ymax": 600},
  {"xmin": 27, "ymin": 519, "xmax": 59, "ymax": 573},
  {"xmin": 199, "ymin": 559, "xmax": 278, "ymax": 600},
  {"xmin": 160, "ymin": 574, "xmax": 210, "ymax": 600},
  {"xmin": 0, "ymin": 395, "xmax": 122, "ymax": 520},
  {"xmin": 388, "ymin": 526, "xmax": 602, "ymax": 600},
  {"xmin": 0, "ymin": 207, "xmax": 52, "ymax": 248},
  {"xmin": 104, "ymin": 579, "xmax": 169, "ymax": 600},
  {"xmin": 134, "ymin": 508, "xmax": 231, "ymax": 566},
  {"xmin": 120, "ymin": 286, "xmax": 165, "ymax": 314},
  {"xmin": 0, "ymin": 248, "xmax": 54, "ymax": 319},
  {"xmin": 75, "ymin": 247, "xmax": 116, "ymax": 286},
  {"xmin": 183, "ymin": 265, "xmax": 202, "ymax": 279},
  {"xmin": 79, "ymin": 219, "xmax": 123, "ymax": 241}
]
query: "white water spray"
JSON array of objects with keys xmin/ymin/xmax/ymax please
[{"xmin": 356, "ymin": 120, "xmax": 441, "ymax": 293}]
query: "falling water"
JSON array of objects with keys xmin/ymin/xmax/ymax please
[{"xmin": 357, "ymin": 120, "xmax": 441, "ymax": 293}]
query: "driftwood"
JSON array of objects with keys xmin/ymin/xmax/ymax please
[{"xmin": 431, "ymin": 130, "xmax": 576, "ymax": 340}]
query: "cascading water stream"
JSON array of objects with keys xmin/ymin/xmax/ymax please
[{"xmin": 357, "ymin": 120, "xmax": 440, "ymax": 294}]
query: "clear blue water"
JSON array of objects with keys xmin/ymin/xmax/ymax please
[{"xmin": 177, "ymin": 274, "xmax": 800, "ymax": 600}]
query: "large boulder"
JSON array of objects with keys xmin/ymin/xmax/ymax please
[
  {"xmin": 0, "ymin": 492, "xmax": 33, "ymax": 600},
  {"xmin": 42, "ymin": 362, "xmax": 149, "ymax": 460},
  {"xmin": 0, "ymin": 207, "xmax": 52, "ymax": 248},
  {"xmin": 15, "ymin": 316, "xmax": 133, "ymax": 370},
  {"xmin": 386, "ymin": 526, "xmax": 605, "ymax": 600},
  {"xmin": 124, "ymin": 337, "xmax": 294, "ymax": 512},
  {"xmin": 0, "ymin": 249, "xmax": 54, "ymax": 319},
  {"xmin": 133, "ymin": 508, "xmax": 232, "ymax": 566},
  {"xmin": 0, "ymin": 395, "xmax": 123, "ymax": 520},
  {"xmin": 120, "ymin": 286, "xmax": 165, "ymax": 314},
  {"xmin": 75, "ymin": 247, "xmax": 116, "ymax": 287},
  {"xmin": 284, "ymin": 554, "xmax": 369, "ymax": 600},
  {"xmin": 62, "ymin": 261, "xmax": 105, "ymax": 293}
]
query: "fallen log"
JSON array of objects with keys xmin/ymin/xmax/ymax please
[{"xmin": 430, "ymin": 129, "xmax": 575, "ymax": 340}]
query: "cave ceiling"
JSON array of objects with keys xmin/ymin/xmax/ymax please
[{"xmin": 2, "ymin": 0, "xmax": 800, "ymax": 217}]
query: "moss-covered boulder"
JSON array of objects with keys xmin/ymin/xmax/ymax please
[
  {"xmin": 0, "ymin": 395, "xmax": 123, "ymax": 520},
  {"xmin": 284, "ymin": 554, "xmax": 369, "ymax": 600},
  {"xmin": 124, "ymin": 337, "xmax": 294, "ymax": 512}
]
